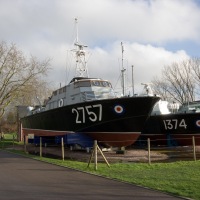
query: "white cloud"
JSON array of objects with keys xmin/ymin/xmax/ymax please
[
  {"xmin": 55, "ymin": 0, "xmax": 200, "ymax": 45},
  {"xmin": 0, "ymin": 0, "xmax": 198, "ymax": 94},
  {"xmin": 87, "ymin": 42, "xmax": 189, "ymax": 94},
  {"xmin": 1, "ymin": 0, "xmax": 200, "ymax": 45}
]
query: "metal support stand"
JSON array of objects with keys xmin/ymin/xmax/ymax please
[{"xmin": 87, "ymin": 140, "xmax": 110, "ymax": 170}]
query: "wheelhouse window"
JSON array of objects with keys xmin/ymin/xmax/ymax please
[
  {"xmin": 74, "ymin": 81, "xmax": 91, "ymax": 88},
  {"xmin": 59, "ymin": 88, "xmax": 63, "ymax": 94},
  {"xmin": 92, "ymin": 81, "xmax": 100, "ymax": 86},
  {"xmin": 63, "ymin": 86, "xmax": 67, "ymax": 92},
  {"xmin": 102, "ymin": 81, "xmax": 108, "ymax": 87},
  {"xmin": 92, "ymin": 80, "xmax": 112, "ymax": 88}
]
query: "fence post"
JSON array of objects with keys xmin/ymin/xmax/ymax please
[
  {"xmin": 61, "ymin": 137, "xmax": 65, "ymax": 161},
  {"xmin": 40, "ymin": 137, "xmax": 42, "ymax": 157},
  {"xmin": 1, "ymin": 138, "xmax": 4, "ymax": 149},
  {"xmin": 94, "ymin": 140, "xmax": 98, "ymax": 170},
  {"xmin": 12, "ymin": 134, "xmax": 15, "ymax": 149},
  {"xmin": 148, "ymin": 138, "xmax": 151, "ymax": 165},
  {"xmin": 192, "ymin": 136, "xmax": 196, "ymax": 161},
  {"xmin": 87, "ymin": 147, "xmax": 94, "ymax": 168},
  {"xmin": 44, "ymin": 143, "xmax": 47, "ymax": 155},
  {"xmin": 24, "ymin": 135, "xmax": 26, "ymax": 153}
]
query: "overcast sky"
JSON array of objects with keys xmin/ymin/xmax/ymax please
[{"xmin": 1, "ymin": 0, "xmax": 200, "ymax": 95}]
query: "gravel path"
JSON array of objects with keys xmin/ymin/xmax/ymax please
[{"xmin": 12, "ymin": 144, "xmax": 200, "ymax": 163}]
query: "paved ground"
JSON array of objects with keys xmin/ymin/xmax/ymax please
[{"xmin": 0, "ymin": 150, "xmax": 186, "ymax": 200}]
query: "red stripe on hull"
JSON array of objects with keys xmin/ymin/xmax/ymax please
[
  {"xmin": 170, "ymin": 134, "xmax": 200, "ymax": 146},
  {"xmin": 86, "ymin": 132, "xmax": 141, "ymax": 147},
  {"xmin": 141, "ymin": 134, "xmax": 200, "ymax": 146},
  {"xmin": 22, "ymin": 128, "xmax": 74, "ymax": 137},
  {"xmin": 22, "ymin": 128, "xmax": 140, "ymax": 147}
]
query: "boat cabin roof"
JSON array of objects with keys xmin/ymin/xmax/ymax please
[
  {"xmin": 51, "ymin": 77, "xmax": 112, "ymax": 97},
  {"xmin": 70, "ymin": 77, "xmax": 100, "ymax": 83}
]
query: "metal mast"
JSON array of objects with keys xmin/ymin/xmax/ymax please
[
  {"xmin": 131, "ymin": 65, "xmax": 134, "ymax": 96},
  {"xmin": 73, "ymin": 18, "xmax": 89, "ymax": 77},
  {"xmin": 121, "ymin": 42, "xmax": 126, "ymax": 96}
]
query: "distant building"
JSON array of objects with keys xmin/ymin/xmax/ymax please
[{"xmin": 16, "ymin": 106, "xmax": 31, "ymax": 141}]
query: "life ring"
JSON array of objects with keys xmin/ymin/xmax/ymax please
[{"xmin": 58, "ymin": 99, "xmax": 64, "ymax": 107}]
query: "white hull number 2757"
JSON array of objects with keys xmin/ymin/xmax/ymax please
[
  {"xmin": 72, "ymin": 104, "xmax": 102, "ymax": 123},
  {"xmin": 163, "ymin": 119, "xmax": 187, "ymax": 130}
]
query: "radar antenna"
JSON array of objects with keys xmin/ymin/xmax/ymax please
[
  {"xmin": 141, "ymin": 83, "xmax": 153, "ymax": 96},
  {"xmin": 72, "ymin": 18, "xmax": 89, "ymax": 77}
]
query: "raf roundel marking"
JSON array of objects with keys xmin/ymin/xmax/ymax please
[
  {"xmin": 196, "ymin": 120, "xmax": 200, "ymax": 127},
  {"xmin": 114, "ymin": 105, "xmax": 124, "ymax": 114}
]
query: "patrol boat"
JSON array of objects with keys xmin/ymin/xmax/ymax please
[
  {"xmin": 141, "ymin": 100, "xmax": 200, "ymax": 146},
  {"xmin": 21, "ymin": 20, "xmax": 160, "ymax": 147}
]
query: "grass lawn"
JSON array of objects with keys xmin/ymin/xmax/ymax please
[
  {"xmin": 1, "ymin": 133, "xmax": 200, "ymax": 199},
  {"xmin": 36, "ymin": 157, "xmax": 200, "ymax": 199}
]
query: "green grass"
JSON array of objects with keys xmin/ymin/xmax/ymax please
[
  {"xmin": 0, "ymin": 133, "xmax": 18, "ymax": 148},
  {"xmin": 2, "ymin": 133, "xmax": 200, "ymax": 199}
]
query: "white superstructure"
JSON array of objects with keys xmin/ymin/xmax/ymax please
[{"xmin": 44, "ymin": 77, "xmax": 116, "ymax": 111}]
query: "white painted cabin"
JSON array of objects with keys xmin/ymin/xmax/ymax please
[{"xmin": 44, "ymin": 77, "xmax": 116, "ymax": 111}]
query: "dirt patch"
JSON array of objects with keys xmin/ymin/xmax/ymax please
[{"xmin": 11, "ymin": 144, "xmax": 200, "ymax": 163}]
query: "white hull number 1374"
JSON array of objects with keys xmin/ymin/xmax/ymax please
[
  {"xmin": 163, "ymin": 119, "xmax": 187, "ymax": 130},
  {"xmin": 72, "ymin": 104, "xmax": 102, "ymax": 123}
]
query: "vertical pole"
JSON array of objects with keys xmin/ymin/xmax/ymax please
[
  {"xmin": 97, "ymin": 145, "xmax": 110, "ymax": 168},
  {"xmin": 34, "ymin": 144, "xmax": 37, "ymax": 154},
  {"xmin": 20, "ymin": 122, "xmax": 23, "ymax": 142},
  {"xmin": 75, "ymin": 18, "xmax": 79, "ymax": 45},
  {"xmin": 132, "ymin": 65, "xmax": 134, "ymax": 96},
  {"xmin": 12, "ymin": 134, "xmax": 15, "ymax": 149},
  {"xmin": 121, "ymin": 42, "xmax": 126, "ymax": 96},
  {"xmin": 148, "ymin": 138, "xmax": 151, "ymax": 165},
  {"xmin": 192, "ymin": 136, "xmax": 196, "ymax": 161},
  {"xmin": 44, "ymin": 143, "xmax": 47, "ymax": 155},
  {"xmin": 40, "ymin": 137, "xmax": 42, "ymax": 157},
  {"xmin": 61, "ymin": 137, "xmax": 65, "ymax": 161},
  {"xmin": 87, "ymin": 148, "xmax": 94, "ymax": 168},
  {"xmin": 1, "ymin": 133, "xmax": 3, "ymax": 149},
  {"xmin": 24, "ymin": 135, "xmax": 26, "ymax": 153},
  {"xmin": 94, "ymin": 140, "xmax": 98, "ymax": 170},
  {"xmin": 2, "ymin": 139, "xmax": 4, "ymax": 149}
]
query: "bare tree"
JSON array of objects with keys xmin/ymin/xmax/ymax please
[
  {"xmin": 151, "ymin": 77, "xmax": 169, "ymax": 100},
  {"xmin": 16, "ymin": 77, "xmax": 53, "ymax": 106},
  {"xmin": 152, "ymin": 58, "xmax": 197, "ymax": 104},
  {"xmin": 0, "ymin": 41, "xmax": 50, "ymax": 120},
  {"xmin": 189, "ymin": 58, "xmax": 200, "ymax": 97}
]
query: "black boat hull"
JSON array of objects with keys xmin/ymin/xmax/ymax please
[
  {"xmin": 21, "ymin": 96, "xmax": 160, "ymax": 147},
  {"xmin": 141, "ymin": 112, "xmax": 200, "ymax": 146}
]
